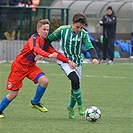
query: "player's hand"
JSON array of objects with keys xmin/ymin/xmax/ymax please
[
  {"xmin": 68, "ymin": 60, "xmax": 76, "ymax": 69},
  {"xmin": 34, "ymin": 55, "xmax": 44, "ymax": 61},
  {"xmin": 48, "ymin": 52, "xmax": 58, "ymax": 58},
  {"xmin": 92, "ymin": 59, "xmax": 99, "ymax": 66}
]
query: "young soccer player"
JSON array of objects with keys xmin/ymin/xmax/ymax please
[
  {"xmin": 43, "ymin": 13, "xmax": 99, "ymax": 119},
  {"xmin": 0, "ymin": 19, "xmax": 76, "ymax": 118}
]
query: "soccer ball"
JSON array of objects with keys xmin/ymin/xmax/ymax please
[{"xmin": 85, "ymin": 106, "xmax": 101, "ymax": 122}]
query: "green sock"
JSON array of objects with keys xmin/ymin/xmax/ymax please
[
  {"xmin": 69, "ymin": 90, "xmax": 76, "ymax": 108},
  {"xmin": 73, "ymin": 88, "xmax": 83, "ymax": 106}
]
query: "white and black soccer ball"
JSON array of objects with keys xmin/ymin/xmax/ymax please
[{"xmin": 85, "ymin": 106, "xmax": 101, "ymax": 122}]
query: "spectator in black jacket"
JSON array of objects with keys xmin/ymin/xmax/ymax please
[{"xmin": 99, "ymin": 6, "xmax": 117, "ymax": 64}]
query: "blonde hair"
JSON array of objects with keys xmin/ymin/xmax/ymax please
[{"xmin": 37, "ymin": 19, "xmax": 50, "ymax": 28}]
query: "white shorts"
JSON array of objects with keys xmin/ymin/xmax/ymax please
[{"xmin": 57, "ymin": 60, "xmax": 82, "ymax": 80}]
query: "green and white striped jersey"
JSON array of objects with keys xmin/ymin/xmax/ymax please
[{"xmin": 48, "ymin": 25, "xmax": 94, "ymax": 66}]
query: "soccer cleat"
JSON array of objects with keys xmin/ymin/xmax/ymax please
[
  {"xmin": 78, "ymin": 105, "xmax": 85, "ymax": 115},
  {"xmin": 0, "ymin": 112, "xmax": 4, "ymax": 118},
  {"xmin": 30, "ymin": 102, "xmax": 48, "ymax": 112},
  {"xmin": 107, "ymin": 60, "xmax": 113, "ymax": 65},
  {"xmin": 100, "ymin": 59, "xmax": 106, "ymax": 64},
  {"xmin": 67, "ymin": 105, "xmax": 76, "ymax": 119}
]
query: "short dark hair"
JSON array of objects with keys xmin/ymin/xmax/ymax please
[
  {"xmin": 107, "ymin": 6, "xmax": 113, "ymax": 11},
  {"xmin": 72, "ymin": 13, "xmax": 87, "ymax": 25}
]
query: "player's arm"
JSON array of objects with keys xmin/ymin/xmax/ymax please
[
  {"xmin": 42, "ymin": 38, "xmax": 76, "ymax": 69},
  {"xmin": 42, "ymin": 36, "xmax": 76, "ymax": 68},
  {"xmin": 29, "ymin": 34, "xmax": 57, "ymax": 59},
  {"xmin": 46, "ymin": 45, "xmax": 76, "ymax": 69},
  {"xmin": 83, "ymin": 34, "xmax": 99, "ymax": 65},
  {"xmin": 34, "ymin": 49, "xmax": 76, "ymax": 69},
  {"xmin": 34, "ymin": 45, "xmax": 76, "ymax": 69},
  {"xmin": 46, "ymin": 45, "xmax": 68, "ymax": 62},
  {"xmin": 88, "ymin": 48, "xmax": 99, "ymax": 66},
  {"xmin": 41, "ymin": 37, "xmax": 69, "ymax": 62},
  {"xmin": 34, "ymin": 46, "xmax": 58, "ymax": 59}
]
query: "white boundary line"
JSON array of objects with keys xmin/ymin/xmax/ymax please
[
  {"xmin": 0, "ymin": 72, "xmax": 128, "ymax": 79},
  {"xmin": 50, "ymin": 74, "xmax": 128, "ymax": 79}
]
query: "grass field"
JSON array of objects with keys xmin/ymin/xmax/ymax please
[{"xmin": 0, "ymin": 61, "xmax": 132, "ymax": 133}]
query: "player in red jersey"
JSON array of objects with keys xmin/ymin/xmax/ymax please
[{"xmin": 0, "ymin": 19, "xmax": 76, "ymax": 118}]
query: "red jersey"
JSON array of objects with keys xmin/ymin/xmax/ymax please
[
  {"xmin": 16, "ymin": 34, "xmax": 47, "ymax": 66},
  {"xmin": 15, "ymin": 34, "xmax": 68, "ymax": 66},
  {"xmin": 6, "ymin": 34, "xmax": 69, "ymax": 90}
]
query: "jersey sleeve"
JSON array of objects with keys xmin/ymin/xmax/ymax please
[
  {"xmin": 57, "ymin": 53, "xmax": 69, "ymax": 62},
  {"xmin": 82, "ymin": 32, "xmax": 94, "ymax": 50},
  {"xmin": 46, "ymin": 46, "xmax": 68, "ymax": 62},
  {"xmin": 48, "ymin": 26, "xmax": 62, "ymax": 41},
  {"xmin": 28, "ymin": 34, "xmax": 40, "ymax": 50},
  {"xmin": 34, "ymin": 47, "xmax": 50, "ymax": 57}
]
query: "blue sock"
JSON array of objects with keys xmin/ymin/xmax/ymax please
[
  {"xmin": 32, "ymin": 84, "xmax": 46, "ymax": 105},
  {"xmin": 0, "ymin": 96, "xmax": 11, "ymax": 112}
]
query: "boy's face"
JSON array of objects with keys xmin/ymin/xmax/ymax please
[
  {"xmin": 37, "ymin": 24, "xmax": 49, "ymax": 40},
  {"xmin": 72, "ymin": 22, "xmax": 84, "ymax": 34}
]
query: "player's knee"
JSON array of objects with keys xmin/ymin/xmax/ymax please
[
  {"xmin": 68, "ymin": 72, "xmax": 80, "ymax": 89},
  {"xmin": 72, "ymin": 77, "xmax": 79, "ymax": 86},
  {"xmin": 38, "ymin": 76, "xmax": 49, "ymax": 88},
  {"xmin": 40, "ymin": 77, "xmax": 49, "ymax": 88}
]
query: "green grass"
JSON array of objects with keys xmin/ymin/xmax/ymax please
[{"xmin": 0, "ymin": 62, "xmax": 132, "ymax": 133}]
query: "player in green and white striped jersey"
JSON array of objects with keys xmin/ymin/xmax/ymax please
[{"xmin": 44, "ymin": 13, "xmax": 99, "ymax": 119}]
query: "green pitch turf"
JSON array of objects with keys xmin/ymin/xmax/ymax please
[{"xmin": 0, "ymin": 62, "xmax": 132, "ymax": 133}]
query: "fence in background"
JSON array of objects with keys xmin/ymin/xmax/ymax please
[
  {"xmin": 0, "ymin": 40, "xmax": 59, "ymax": 62},
  {"xmin": 0, "ymin": 6, "xmax": 69, "ymax": 40},
  {"xmin": 0, "ymin": 40, "xmax": 131, "ymax": 63}
]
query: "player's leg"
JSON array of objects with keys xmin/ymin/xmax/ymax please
[
  {"xmin": 67, "ymin": 90, "xmax": 77, "ymax": 119},
  {"xmin": 30, "ymin": 74, "xmax": 48, "ymax": 112},
  {"xmin": 0, "ymin": 61, "xmax": 24, "ymax": 118},
  {"xmin": 58, "ymin": 63, "xmax": 77, "ymax": 118},
  {"xmin": 58, "ymin": 63, "xmax": 85, "ymax": 118},
  {"xmin": 70, "ymin": 90, "xmax": 76, "ymax": 108},
  {"xmin": 0, "ymin": 90, "xmax": 19, "ymax": 118},
  {"xmin": 27, "ymin": 66, "xmax": 49, "ymax": 112},
  {"xmin": 68, "ymin": 71, "xmax": 85, "ymax": 116}
]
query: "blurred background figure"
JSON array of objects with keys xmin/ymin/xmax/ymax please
[
  {"xmin": 99, "ymin": 6, "xmax": 117, "ymax": 64},
  {"xmin": 4, "ymin": 0, "xmax": 34, "ymax": 40}
]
